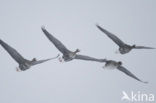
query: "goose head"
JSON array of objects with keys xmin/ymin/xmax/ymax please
[
  {"xmin": 132, "ymin": 44, "xmax": 136, "ymax": 48},
  {"xmin": 69, "ymin": 49, "xmax": 80, "ymax": 59},
  {"xmin": 118, "ymin": 61, "xmax": 122, "ymax": 65},
  {"xmin": 74, "ymin": 49, "xmax": 80, "ymax": 54},
  {"xmin": 31, "ymin": 58, "xmax": 37, "ymax": 62}
]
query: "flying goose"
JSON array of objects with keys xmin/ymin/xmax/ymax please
[
  {"xmin": 41, "ymin": 26, "xmax": 106, "ymax": 63},
  {"xmin": 0, "ymin": 39, "xmax": 59, "ymax": 71},
  {"xmin": 96, "ymin": 24, "xmax": 155, "ymax": 54},
  {"xmin": 103, "ymin": 59, "xmax": 148, "ymax": 83}
]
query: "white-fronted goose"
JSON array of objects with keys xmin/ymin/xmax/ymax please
[
  {"xmin": 0, "ymin": 39, "xmax": 58, "ymax": 71},
  {"xmin": 96, "ymin": 24, "xmax": 155, "ymax": 54},
  {"xmin": 41, "ymin": 26, "xmax": 106, "ymax": 63}
]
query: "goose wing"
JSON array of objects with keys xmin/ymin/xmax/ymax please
[
  {"xmin": 134, "ymin": 46, "xmax": 155, "ymax": 49},
  {"xmin": 30, "ymin": 58, "xmax": 52, "ymax": 65},
  {"xmin": 30, "ymin": 54, "xmax": 59, "ymax": 65},
  {"xmin": 41, "ymin": 26, "xmax": 71, "ymax": 55},
  {"xmin": 0, "ymin": 39, "xmax": 27, "ymax": 64},
  {"xmin": 96, "ymin": 25, "xmax": 125, "ymax": 47},
  {"xmin": 117, "ymin": 66, "xmax": 148, "ymax": 83},
  {"xmin": 75, "ymin": 54, "xmax": 107, "ymax": 62}
]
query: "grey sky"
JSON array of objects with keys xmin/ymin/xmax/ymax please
[{"xmin": 0, "ymin": 0, "xmax": 156, "ymax": 103}]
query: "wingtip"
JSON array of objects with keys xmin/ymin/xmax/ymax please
[
  {"xmin": 95, "ymin": 23, "xmax": 99, "ymax": 26},
  {"xmin": 49, "ymin": 54, "xmax": 60, "ymax": 60},
  {"xmin": 146, "ymin": 47, "xmax": 155, "ymax": 49},
  {"xmin": 96, "ymin": 24, "xmax": 104, "ymax": 31},
  {"xmin": 41, "ymin": 25, "xmax": 46, "ymax": 30},
  {"xmin": 147, "ymin": 47, "xmax": 155, "ymax": 49},
  {"xmin": 95, "ymin": 23, "xmax": 100, "ymax": 28},
  {"xmin": 143, "ymin": 81, "xmax": 149, "ymax": 84},
  {"xmin": 140, "ymin": 79, "xmax": 148, "ymax": 84}
]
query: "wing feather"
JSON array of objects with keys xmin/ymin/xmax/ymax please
[
  {"xmin": 75, "ymin": 54, "xmax": 107, "ymax": 62},
  {"xmin": 134, "ymin": 46, "xmax": 155, "ymax": 49},
  {"xmin": 0, "ymin": 39, "xmax": 27, "ymax": 64},
  {"xmin": 41, "ymin": 26, "xmax": 71, "ymax": 54},
  {"xmin": 117, "ymin": 66, "xmax": 148, "ymax": 83},
  {"xmin": 30, "ymin": 54, "xmax": 59, "ymax": 65},
  {"xmin": 96, "ymin": 25, "xmax": 125, "ymax": 47}
]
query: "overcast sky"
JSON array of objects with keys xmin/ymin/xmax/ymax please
[{"xmin": 0, "ymin": 0, "xmax": 156, "ymax": 103}]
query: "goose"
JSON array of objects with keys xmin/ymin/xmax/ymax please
[
  {"xmin": 0, "ymin": 39, "xmax": 59, "ymax": 71},
  {"xmin": 96, "ymin": 24, "xmax": 155, "ymax": 54},
  {"xmin": 103, "ymin": 59, "xmax": 148, "ymax": 83},
  {"xmin": 41, "ymin": 26, "xmax": 106, "ymax": 63}
]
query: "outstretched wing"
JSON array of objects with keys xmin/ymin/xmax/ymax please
[
  {"xmin": 75, "ymin": 54, "xmax": 107, "ymax": 62},
  {"xmin": 31, "ymin": 54, "xmax": 59, "ymax": 65},
  {"xmin": 0, "ymin": 39, "xmax": 27, "ymax": 64},
  {"xmin": 30, "ymin": 58, "xmax": 51, "ymax": 65},
  {"xmin": 96, "ymin": 24, "xmax": 125, "ymax": 47},
  {"xmin": 134, "ymin": 46, "xmax": 155, "ymax": 49},
  {"xmin": 41, "ymin": 26, "xmax": 71, "ymax": 55},
  {"xmin": 117, "ymin": 66, "xmax": 148, "ymax": 83}
]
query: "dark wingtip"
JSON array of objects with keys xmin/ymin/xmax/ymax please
[
  {"xmin": 147, "ymin": 47, "xmax": 155, "ymax": 49},
  {"xmin": 145, "ymin": 47, "xmax": 155, "ymax": 49},
  {"xmin": 95, "ymin": 23, "xmax": 100, "ymax": 28},
  {"xmin": 140, "ymin": 79, "xmax": 148, "ymax": 84},
  {"xmin": 142, "ymin": 81, "xmax": 148, "ymax": 84},
  {"xmin": 95, "ymin": 24, "xmax": 104, "ymax": 31}
]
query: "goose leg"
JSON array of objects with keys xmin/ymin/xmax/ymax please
[
  {"xmin": 16, "ymin": 67, "xmax": 21, "ymax": 72},
  {"xmin": 58, "ymin": 57, "xmax": 63, "ymax": 62},
  {"xmin": 115, "ymin": 50, "xmax": 120, "ymax": 54}
]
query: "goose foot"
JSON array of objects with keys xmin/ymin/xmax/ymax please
[
  {"xmin": 16, "ymin": 67, "xmax": 21, "ymax": 72},
  {"xmin": 115, "ymin": 50, "xmax": 120, "ymax": 54},
  {"xmin": 58, "ymin": 57, "xmax": 63, "ymax": 62}
]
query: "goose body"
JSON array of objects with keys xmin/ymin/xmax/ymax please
[
  {"xmin": 104, "ymin": 60, "xmax": 121, "ymax": 69},
  {"xmin": 96, "ymin": 24, "xmax": 155, "ymax": 54},
  {"xmin": 41, "ymin": 26, "xmax": 106, "ymax": 63}
]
